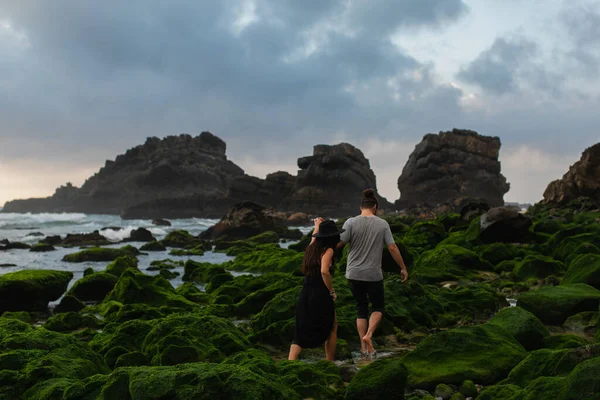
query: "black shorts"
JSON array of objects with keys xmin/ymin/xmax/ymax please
[{"xmin": 348, "ymin": 279, "xmax": 385, "ymax": 319}]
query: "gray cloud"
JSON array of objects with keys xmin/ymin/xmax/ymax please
[
  {"xmin": 563, "ymin": 2, "xmax": 600, "ymax": 78},
  {"xmin": 457, "ymin": 37, "xmax": 538, "ymax": 94}
]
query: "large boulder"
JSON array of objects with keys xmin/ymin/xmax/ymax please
[
  {"xmin": 478, "ymin": 207, "xmax": 533, "ymax": 243},
  {"xmin": 401, "ymin": 323, "xmax": 527, "ymax": 390},
  {"xmin": 345, "ymin": 358, "xmax": 408, "ymax": 400},
  {"xmin": 543, "ymin": 143, "xmax": 600, "ymax": 205},
  {"xmin": 396, "ymin": 129, "xmax": 509, "ymax": 210},
  {"xmin": 62, "ymin": 246, "xmax": 140, "ymax": 263},
  {"xmin": 68, "ymin": 272, "xmax": 118, "ymax": 302},
  {"xmin": 411, "ymin": 244, "xmax": 493, "ymax": 284},
  {"xmin": 517, "ymin": 284, "xmax": 600, "ymax": 325},
  {"xmin": 562, "ymin": 253, "xmax": 600, "ymax": 289},
  {"xmin": 0, "ymin": 270, "xmax": 73, "ymax": 313},
  {"xmin": 488, "ymin": 306, "xmax": 550, "ymax": 350}
]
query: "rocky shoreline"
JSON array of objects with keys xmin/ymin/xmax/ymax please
[{"xmin": 1, "ymin": 196, "xmax": 600, "ymax": 399}]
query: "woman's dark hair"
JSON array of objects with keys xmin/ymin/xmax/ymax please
[
  {"xmin": 302, "ymin": 235, "xmax": 339, "ymax": 276},
  {"xmin": 361, "ymin": 188, "xmax": 379, "ymax": 209}
]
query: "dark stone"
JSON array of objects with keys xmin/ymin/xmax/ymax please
[
  {"xmin": 459, "ymin": 198, "xmax": 491, "ymax": 221},
  {"xmin": 41, "ymin": 235, "xmax": 62, "ymax": 246},
  {"xmin": 152, "ymin": 219, "xmax": 172, "ymax": 226},
  {"xmin": 543, "ymin": 143, "xmax": 600, "ymax": 205},
  {"xmin": 396, "ymin": 129, "xmax": 510, "ymax": 211},
  {"xmin": 478, "ymin": 207, "xmax": 533, "ymax": 243},
  {"xmin": 0, "ymin": 241, "xmax": 31, "ymax": 250},
  {"xmin": 61, "ymin": 231, "xmax": 110, "ymax": 247},
  {"xmin": 26, "ymin": 232, "xmax": 44, "ymax": 237},
  {"xmin": 127, "ymin": 228, "xmax": 155, "ymax": 242}
]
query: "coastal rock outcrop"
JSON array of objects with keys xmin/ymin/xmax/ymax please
[
  {"xmin": 3, "ymin": 133, "xmax": 389, "ymax": 218},
  {"xmin": 396, "ymin": 129, "xmax": 510, "ymax": 211},
  {"xmin": 280, "ymin": 143, "xmax": 392, "ymax": 216},
  {"xmin": 543, "ymin": 143, "xmax": 600, "ymax": 205}
]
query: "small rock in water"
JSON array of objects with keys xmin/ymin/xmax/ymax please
[
  {"xmin": 0, "ymin": 264, "xmax": 17, "ymax": 267},
  {"xmin": 101, "ymin": 226, "xmax": 123, "ymax": 231},
  {"xmin": 338, "ymin": 363, "xmax": 359, "ymax": 382},
  {"xmin": 26, "ymin": 232, "xmax": 45, "ymax": 237},
  {"xmin": 152, "ymin": 218, "xmax": 172, "ymax": 226}
]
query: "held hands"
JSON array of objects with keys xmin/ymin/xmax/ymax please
[{"xmin": 313, "ymin": 217, "xmax": 324, "ymax": 232}]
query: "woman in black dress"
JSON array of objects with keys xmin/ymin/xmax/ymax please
[{"xmin": 288, "ymin": 218, "xmax": 344, "ymax": 362}]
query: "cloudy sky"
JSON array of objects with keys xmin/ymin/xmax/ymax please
[{"xmin": 1, "ymin": 0, "xmax": 599, "ymax": 206}]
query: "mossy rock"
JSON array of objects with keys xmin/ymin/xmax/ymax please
[
  {"xmin": 205, "ymin": 273, "xmax": 235, "ymax": 292},
  {"xmin": 221, "ymin": 349, "xmax": 278, "ymax": 376},
  {"xmin": 175, "ymin": 283, "xmax": 209, "ymax": 304},
  {"xmin": 54, "ymin": 295, "xmax": 86, "ymax": 314},
  {"xmin": 62, "ymin": 245, "xmax": 139, "ymax": 262},
  {"xmin": 382, "ymin": 240, "xmax": 416, "ymax": 273},
  {"xmin": 141, "ymin": 313, "xmax": 249, "ymax": 365},
  {"xmin": 160, "ymin": 230, "xmax": 206, "ymax": 248},
  {"xmin": 105, "ymin": 270, "xmax": 195, "ymax": 309},
  {"xmin": 90, "ymin": 319, "xmax": 156, "ymax": 356},
  {"xmin": 248, "ymin": 231, "xmax": 280, "ymax": 244},
  {"xmin": 488, "ymin": 306, "xmax": 550, "ymax": 350},
  {"xmin": 345, "ymin": 358, "xmax": 408, "ymax": 400},
  {"xmin": 30, "ymin": 243, "xmax": 56, "ymax": 252},
  {"xmin": 235, "ymin": 274, "xmax": 301, "ymax": 317},
  {"xmin": 476, "ymin": 384, "xmax": 523, "ymax": 400},
  {"xmin": 459, "ymin": 380, "xmax": 477, "ymax": 397},
  {"xmin": 105, "ymin": 255, "xmax": 139, "ymax": 277},
  {"xmin": 68, "ymin": 272, "xmax": 118, "ymax": 302},
  {"xmin": 563, "ymin": 311, "xmax": 599, "ymax": 334},
  {"xmin": 0, "ymin": 311, "xmax": 32, "ymax": 323},
  {"xmin": 139, "ymin": 241, "xmax": 167, "ymax": 251},
  {"xmin": 43, "ymin": 312, "xmax": 102, "ymax": 332},
  {"xmin": 159, "ymin": 269, "xmax": 179, "ymax": 280},
  {"xmin": 449, "ymin": 393, "xmax": 465, "ymax": 400},
  {"xmin": 541, "ymin": 334, "xmax": 591, "ymax": 350},
  {"xmin": 278, "ymin": 360, "xmax": 345, "ymax": 399},
  {"xmin": 0, "ymin": 270, "xmax": 73, "ymax": 313},
  {"xmin": 434, "ymin": 383, "xmax": 454, "ymax": 399},
  {"xmin": 532, "ymin": 219, "xmax": 566, "ymax": 235},
  {"xmin": 517, "ymin": 283, "xmax": 600, "ymax": 325},
  {"xmin": 103, "ymin": 303, "xmax": 165, "ymax": 324},
  {"xmin": 565, "ymin": 243, "xmax": 600, "ymax": 266},
  {"xmin": 384, "ymin": 278, "xmax": 447, "ymax": 330},
  {"xmin": 402, "ymin": 323, "xmax": 527, "ymax": 390},
  {"xmin": 226, "ymin": 244, "xmax": 304, "ymax": 273},
  {"xmin": 562, "ymin": 253, "xmax": 600, "ymax": 289},
  {"xmin": 548, "ymin": 232, "xmax": 599, "ymax": 262},
  {"xmin": 183, "ymin": 260, "xmax": 227, "ymax": 283},
  {"xmin": 504, "ymin": 344, "xmax": 600, "ymax": 388},
  {"xmin": 513, "ymin": 255, "xmax": 566, "ymax": 281},
  {"xmin": 412, "ymin": 245, "xmax": 493, "ymax": 284},
  {"xmin": 403, "ymin": 221, "xmax": 448, "ymax": 251},
  {"xmin": 114, "ymin": 351, "xmax": 150, "ymax": 368},
  {"xmin": 169, "ymin": 246, "xmax": 206, "ymax": 256},
  {"xmin": 437, "ymin": 284, "xmax": 507, "ymax": 322},
  {"xmin": 0, "ymin": 319, "xmax": 109, "ymax": 398},
  {"xmin": 251, "ymin": 287, "xmax": 299, "ymax": 334},
  {"xmin": 477, "ymin": 243, "xmax": 529, "ymax": 266}
]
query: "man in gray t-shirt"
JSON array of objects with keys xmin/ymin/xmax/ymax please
[{"xmin": 338, "ymin": 189, "xmax": 408, "ymax": 355}]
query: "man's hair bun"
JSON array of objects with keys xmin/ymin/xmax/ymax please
[{"xmin": 362, "ymin": 188, "xmax": 376, "ymax": 198}]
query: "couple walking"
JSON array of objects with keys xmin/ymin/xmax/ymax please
[{"xmin": 288, "ymin": 189, "xmax": 409, "ymax": 361}]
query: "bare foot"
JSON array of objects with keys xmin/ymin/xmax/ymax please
[{"xmin": 362, "ymin": 334, "xmax": 375, "ymax": 354}]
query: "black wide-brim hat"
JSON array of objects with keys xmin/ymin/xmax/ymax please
[{"xmin": 312, "ymin": 220, "xmax": 345, "ymax": 238}]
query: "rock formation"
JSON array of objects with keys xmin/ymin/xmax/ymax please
[
  {"xmin": 3, "ymin": 133, "xmax": 388, "ymax": 218},
  {"xmin": 396, "ymin": 129, "xmax": 510, "ymax": 211},
  {"xmin": 280, "ymin": 143, "xmax": 393, "ymax": 216},
  {"xmin": 543, "ymin": 143, "xmax": 600, "ymax": 205}
]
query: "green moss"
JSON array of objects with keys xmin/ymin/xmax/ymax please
[
  {"xmin": 104, "ymin": 303, "xmax": 165, "ymax": 324},
  {"xmin": 402, "ymin": 323, "xmax": 527, "ymax": 390},
  {"xmin": 43, "ymin": 312, "xmax": 102, "ymax": 332},
  {"xmin": 532, "ymin": 219, "xmax": 566, "ymax": 235},
  {"xmin": 403, "ymin": 221, "xmax": 448, "ymax": 252},
  {"xmin": 169, "ymin": 245, "xmax": 206, "ymax": 256},
  {"xmin": 226, "ymin": 244, "xmax": 304, "ymax": 273},
  {"xmin": 563, "ymin": 311, "xmax": 599, "ymax": 333},
  {"xmin": 0, "ymin": 270, "xmax": 73, "ymax": 313},
  {"xmin": 345, "ymin": 358, "xmax": 408, "ymax": 400},
  {"xmin": 234, "ymin": 274, "xmax": 301, "ymax": 317},
  {"xmin": 476, "ymin": 384, "xmax": 523, "ymax": 400},
  {"xmin": 562, "ymin": 253, "xmax": 600, "ymax": 289},
  {"xmin": 183, "ymin": 260, "xmax": 228, "ymax": 282},
  {"xmin": 159, "ymin": 269, "xmax": 179, "ymax": 280},
  {"xmin": 140, "ymin": 241, "xmax": 167, "ymax": 251},
  {"xmin": 161, "ymin": 230, "xmax": 208, "ymax": 248},
  {"xmin": 141, "ymin": 313, "xmax": 249, "ymax": 365},
  {"xmin": 248, "ymin": 231, "xmax": 280, "ymax": 244},
  {"xmin": 90, "ymin": 319, "xmax": 155, "ymax": 356},
  {"xmin": 115, "ymin": 351, "xmax": 150, "ymax": 368},
  {"xmin": 175, "ymin": 282, "xmax": 209, "ymax": 304},
  {"xmin": 278, "ymin": 360, "xmax": 345, "ymax": 399},
  {"xmin": 488, "ymin": 306, "xmax": 550, "ymax": 350},
  {"xmin": 477, "ymin": 243, "xmax": 529, "ymax": 266},
  {"xmin": 412, "ymin": 245, "xmax": 493, "ymax": 284},
  {"xmin": 68, "ymin": 272, "xmax": 118, "ymax": 302},
  {"xmin": 205, "ymin": 273, "xmax": 235, "ymax": 292},
  {"xmin": 517, "ymin": 283, "xmax": 600, "ymax": 325},
  {"xmin": 1, "ymin": 311, "xmax": 32, "ymax": 323},
  {"xmin": 513, "ymin": 255, "xmax": 566, "ymax": 281},
  {"xmin": 55, "ymin": 294, "xmax": 86, "ymax": 314},
  {"xmin": 62, "ymin": 245, "xmax": 139, "ymax": 263},
  {"xmin": 30, "ymin": 243, "xmax": 56, "ymax": 252},
  {"xmin": 221, "ymin": 349, "xmax": 278, "ymax": 376},
  {"xmin": 459, "ymin": 380, "xmax": 478, "ymax": 398},
  {"xmin": 449, "ymin": 393, "xmax": 465, "ymax": 400},
  {"xmin": 548, "ymin": 232, "xmax": 598, "ymax": 262},
  {"xmin": 105, "ymin": 255, "xmax": 139, "ymax": 277},
  {"xmin": 250, "ymin": 287, "xmax": 300, "ymax": 346},
  {"xmin": 435, "ymin": 383, "xmax": 454, "ymax": 399},
  {"xmin": 541, "ymin": 334, "xmax": 590, "ymax": 350}
]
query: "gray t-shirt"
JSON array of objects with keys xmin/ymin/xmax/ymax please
[{"xmin": 340, "ymin": 215, "xmax": 395, "ymax": 282}]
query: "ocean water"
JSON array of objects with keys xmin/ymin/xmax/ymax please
[{"xmin": 0, "ymin": 212, "xmax": 310, "ymax": 293}]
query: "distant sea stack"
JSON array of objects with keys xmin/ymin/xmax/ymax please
[
  {"xmin": 395, "ymin": 129, "xmax": 510, "ymax": 211},
  {"xmin": 543, "ymin": 143, "xmax": 600, "ymax": 205},
  {"xmin": 3, "ymin": 133, "xmax": 390, "ymax": 218}
]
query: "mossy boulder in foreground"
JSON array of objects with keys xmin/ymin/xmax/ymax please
[
  {"xmin": 562, "ymin": 253, "xmax": 600, "ymax": 289},
  {"xmin": 0, "ymin": 270, "xmax": 73, "ymax": 313},
  {"xmin": 411, "ymin": 244, "xmax": 493, "ymax": 284},
  {"xmin": 513, "ymin": 255, "xmax": 566, "ymax": 281},
  {"xmin": 488, "ymin": 306, "xmax": 550, "ymax": 351},
  {"xmin": 62, "ymin": 246, "xmax": 140, "ymax": 263},
  {"xmin": 345, "ymin": 358, "xmax": 408, "ymax": 400},
  {"xmin": 401, "ymin": 323, "xmax": 527, "ymax": 390},
  {"xmin": 278, "ymin": 360, "xmax": 345, "ymax": 399},
  {"xmin": 517, "ymin": 283, "xmax": 600, "ymax": 325},
  {"xmin": 68, "ymin": 272, "xmax": 118, "ymax": 302}
]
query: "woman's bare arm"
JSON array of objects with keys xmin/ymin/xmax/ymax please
[{"xmin": 321, "ymin": 248, "xmax": 335, "ymax": 299}]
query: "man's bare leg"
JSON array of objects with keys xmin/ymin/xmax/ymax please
[
  {"xmin": 288, "ymin": 344, "xmax": 302, "ymax": 360},
  {"xmin": 362, "ymin": 311, "xmax": 382, "ymax": 354},
  {"xmin": 324, "ymin": 317, "xmax": 338, "ymax": 362},
  {"xmin": 356, "ymin": 318, "xmax": 368, "ymax": 353}
]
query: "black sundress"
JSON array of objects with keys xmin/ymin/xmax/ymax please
[{"xmin": 293, "ymin": 264, "xmax": 335, "ymax": 348}]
